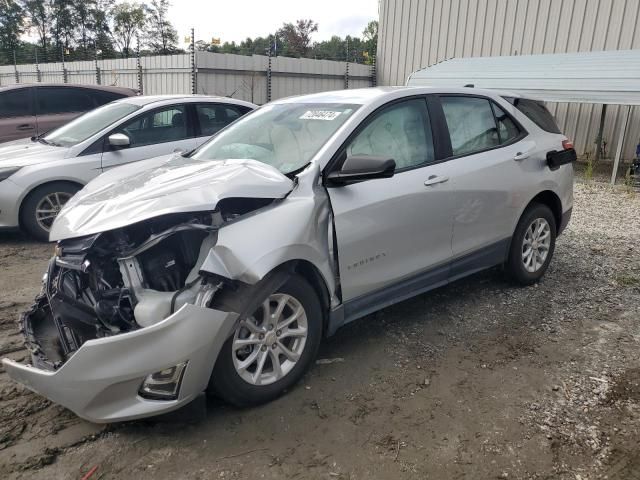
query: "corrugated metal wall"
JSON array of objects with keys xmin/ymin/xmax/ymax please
[
  {"xmin": 377, "ymin": 0, "xmax": 640, "ymax": 160},
  {"xmin": 0, "ymin": 53, "xmax": 373, "ymax": 105}
]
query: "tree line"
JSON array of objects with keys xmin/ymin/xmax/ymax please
[
  {"xmin": 0, "ymin": 0, "xmax": 377, "ymax": 65},
  {"xmin": 0, "ymin": 0, "xmax": 178, "ymax": 63},
  {"xmin": 197, "ymin": 20, "xmax": 378, "ymax": 64}
]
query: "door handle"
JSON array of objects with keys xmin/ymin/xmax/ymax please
[
  {"xmin": 17, "ymin": 124, "xmax": 35, "ymax": 131},
  {"xmin": 424, "ymin": 175, "xmax": 449, "ymax": 186},
  {"xmin": 514, "ymin": 149, "xmax": 533, "ymax": 161}
]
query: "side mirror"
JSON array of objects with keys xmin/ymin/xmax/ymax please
[
  {"xmin": 108, "ymin": 133, "xmax": 130, "ymax": 148},
  {"xmin": 326, "ymin": 155, "xmax": 396, "ymax": 186}
]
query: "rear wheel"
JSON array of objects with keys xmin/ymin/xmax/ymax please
[
  {"xmin": 208, "ymin": 274, "xmax": 322, "ymax": 407},
  {"xmin": 506, "ymin": 203, "xmax": 556, "ymax": 285},
  {"xmin": 21, "ymin": 182, "xmax": 81, "ymax": 242}
]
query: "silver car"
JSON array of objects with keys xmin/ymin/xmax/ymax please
[
  {"xmin": 3, "ymin": 87, "xmax": 575, "ymax": 422},
  {"xmin": 0, "ymin": 95, "xmax": 256, "ymax": 240}
]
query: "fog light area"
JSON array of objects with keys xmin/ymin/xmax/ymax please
[{"xmin": 139, "ymin": 361, "xmax": 188, "ymax": 400}]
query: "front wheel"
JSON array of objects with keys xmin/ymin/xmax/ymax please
[
  {"xmin": 506, "ymin": 203, "xmax": 557, "ymax": 285},
  {"xmin": 20, "ymin": 182, "xmax": 81, "ymax": 242},
  {"xmin": 208, "ymin": 274, "xmax": 322, "ymax": 407}
]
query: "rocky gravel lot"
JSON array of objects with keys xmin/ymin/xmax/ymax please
[{"xmin": 0, "ymin": 181, "xmax": 639, "ymax": 479}]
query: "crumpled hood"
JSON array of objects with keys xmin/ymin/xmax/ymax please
[
  {"xmin": 0, "ymin": 138, "xmax": 68, "ymax": 168},
  {"xmin": 50, "ymin": 155, "xmax": 294, "ymax": 241}
]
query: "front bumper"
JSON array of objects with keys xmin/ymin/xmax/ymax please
[
  {"xmin": 2, "ymin": 304, "xmax": 237, "ymax": 423},
  {"xmin": 0, "ymin": 178, "xmax": 23, "ymax": 229}
]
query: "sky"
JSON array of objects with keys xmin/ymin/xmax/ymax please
[{"xmin": 167, "ymin": 0, "xmax": 380, "ymax": 46}]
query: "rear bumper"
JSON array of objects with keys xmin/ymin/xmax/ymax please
[
  {"xmin": 558, "ymin": 207, "xmax": 572, "ymax": 236},
  {"xmin": 2, "ymin": 304, "xmax": 237, "ymax": 423}
]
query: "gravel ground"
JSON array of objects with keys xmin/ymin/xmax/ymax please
[{"xmin": 0, "ymin": 181, "xmax": 639, "ymax": 479}]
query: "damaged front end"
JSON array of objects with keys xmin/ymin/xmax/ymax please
[
  {"xmin": 3, "ymin": 199, "xmax": 288, "ymax": 422},
  {"xmin": 3, "ymin": 157, "xmax": 337, "ymax": 422},
  {"xmin": 26, "ymin": 210, "xmax": 232, "ymax": 369}
]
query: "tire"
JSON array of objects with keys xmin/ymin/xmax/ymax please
[
  {"xmin": 20, "ymin": 182, "xmax": 81, "ymax": 242},
  {"xmin": 506, "ymin": 203, "xmax": 557, "ymax": 285},
  {"xmin": 208, "ymin": 274, "xmax": 323, "ymax": 407}
]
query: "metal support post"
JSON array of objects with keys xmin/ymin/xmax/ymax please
[{"xmin": 610, "ymin": 105, "xmax": 632, "ymax": 185}]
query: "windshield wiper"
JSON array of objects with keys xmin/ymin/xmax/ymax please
[{"xmin": 38, "ymin": 138, "xmax": 61, "ymax": 147}]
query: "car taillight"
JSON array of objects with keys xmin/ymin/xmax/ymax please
[{"xmin": 562, "ymin": 139, "xmax": 574, "ymax": 150}]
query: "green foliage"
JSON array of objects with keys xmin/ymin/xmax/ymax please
[
  {"xmin": 1, "ymin": 6, "xmax": 376, "ymax": 65},
  {"xmin": 195, "ymin": 19, "xmax": 377, "ymax": 64},
  {"xmin": 24, "ymin": 0, "xmax": 53, "ymax": 59},
  {"xmin": 111, "ymin": 1, "xmax": 146, "ymax": 57},
  {"xmin": 144, "ymin": 0, "xmax": 178, "ymax": 55},
  {"xmin": 584, "ymin": 159, "xmax": 594, "ymax": 182},
  {"xmin": 277, "ymin": 19, "xmax": 318, "ymax": 57},
  {"xmin": 0, "ymin": 0, "xmax": 25, "ymax": 52}
]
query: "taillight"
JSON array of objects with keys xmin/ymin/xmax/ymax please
[{"xmin": 562, "ymin": 139, "xmax": 574, "ymax": 150}]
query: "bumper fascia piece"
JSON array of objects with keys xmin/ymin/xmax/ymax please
[
  {"xmin": 2, "ymin": 304, "xmax": 238, "ymax": 423},
  {"xmin": 0, "ymin": 178, "xmax": 23, "ymax": 229}
]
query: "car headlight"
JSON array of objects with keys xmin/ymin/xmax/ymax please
[{"xmin": 0, "ymin": 167, "xmax": 21, "ymax": 182}]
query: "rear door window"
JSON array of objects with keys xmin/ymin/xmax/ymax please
[
  {"xmin": 0, "ymin": 88, "xmax": 34, "ymax": 118},
  {"xmin": 440, "ymin": 96, "xmax": 500, "ymax": 156},
  {"xmin": 512, "ymin": 98, "xmax": 561, "ymax": 134},
  {"xmin": 36, "ymin": 87, "xmax": 94, "ymax": 115},
  {"xmin": 195, "ymin": 104, "xmax": 248, "ymax": 136}
]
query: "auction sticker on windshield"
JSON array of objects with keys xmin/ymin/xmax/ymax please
[{"xmin": 299, "ymin": 110, "xmax": 342, "ymax": 121}]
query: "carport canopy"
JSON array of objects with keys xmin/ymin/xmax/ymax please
[{"xmin": 407, "ymin": 49, "xmax": 640, "ymax": 183}]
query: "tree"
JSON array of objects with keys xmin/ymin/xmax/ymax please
[
  {"xmin": 0, "ymin": 0, "xmax": 25, "ymax": 54},
  {"xmin": 24, "ymin": 0, "xmax": 53, "ymax": 60},
  {"xmin": 93, "ymin": 0, "xmax": 115, "ymax": 56},
  {"xmin": 144, "ymin": 0, "xmax": 178, "ymax": 55},
  {"xmin": 50, "ymin": 0, "xmax": 75, "ymax": 55},
  {"xmin": 112, "ymin": 1, "xmax": 146, "ymax": 57},
  {"xmin": 277, "ymin": 19, "xmax": 318, "ymax": 57},
  {"xmin": 362, "ymin": 20, "xmax": 378, "ymax": 63},
  {"xmin": 362, "ymin": 20, "xmax": 378, "ymax": 43},
  {"xmin": 72, "ymin": 0, "xmax": 95, "ymax": 58}
]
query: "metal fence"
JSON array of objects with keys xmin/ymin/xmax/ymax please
[{"xmin": 0, "ymin": 50, "xmax": 375, "ymax": 104}]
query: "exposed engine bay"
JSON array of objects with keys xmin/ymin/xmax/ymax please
[{"xmin": 23, "ymin": 198, "xmax": 274, "ymax": 371}]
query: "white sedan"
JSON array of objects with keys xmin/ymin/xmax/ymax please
[{"xmin": 0, "ymin": 95, "xmax": 256, "ymax": 240}]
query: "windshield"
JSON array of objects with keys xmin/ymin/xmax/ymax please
[
  {"xmin": 43, "ymin": 102, "xmax": 140, "ymax": 147},
  {"xmin": 191, "ymin": 103, "xmax": 360, "ymax": 174}
]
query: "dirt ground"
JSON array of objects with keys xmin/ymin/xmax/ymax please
[{"xmin": 1, "ymin": 181, "xmax": 639, "ymax": 480}]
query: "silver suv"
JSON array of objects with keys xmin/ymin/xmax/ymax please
[{"xmin": 3, "ymin": 87, "xmax": 575, "ymax": 423}]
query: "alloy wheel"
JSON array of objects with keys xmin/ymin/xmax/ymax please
[
  {"xmin": 35, "ymin": 192, "xmax": 73, "ymax": 232},
  {"xmin": 522, "ymin": 217, "xmax": 551, "ymax": 273},
  {"xmin": 232, "ymin": 293, "xmax": 308, "ymax": 386}
]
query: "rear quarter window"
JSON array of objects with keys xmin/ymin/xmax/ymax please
[{"xmin": 510, "ymin": 98, "xmax": 561, "ymax": 134}]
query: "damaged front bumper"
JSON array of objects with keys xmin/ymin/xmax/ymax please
[{"xmin": 2, "ymin": 303, "xmax": 238, "ymax": 423}]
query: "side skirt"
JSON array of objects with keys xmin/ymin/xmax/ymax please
[{"xmin": 327, "ymin": 238, "xmax": 510, "ymax": 336}]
